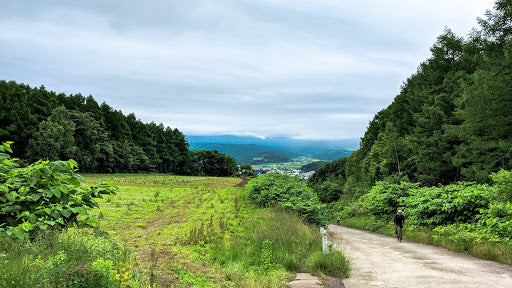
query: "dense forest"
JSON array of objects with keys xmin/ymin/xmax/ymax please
[
  {"xmin": 312, "ymin": 0, "xmax": 512, "ymax": 195},
  {"xmin": 308, "ymin": 0, "xmax": 512, "ymax": 261},
  {"xmin": 0, "ymin": 80, "xmax": 237, "ymax": 176}
]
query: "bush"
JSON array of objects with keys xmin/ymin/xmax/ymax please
[
  {"xmin": 404, "ymin": 182, "xmax": 494, "ymax": 226},
  {"xmin": 491, "ymin": 169, "xmax": 512, "ymax": 202},
  {"xmin": 477, "ymin": 202, "xmax": 512, "ymax": 241},
  {"xmin": 315, "ymin": 181, "xmax": 343, "ymax": 203},
  {"xmin": 247, "ymin": 173, "xmax": 326, "ymax": 224},
  {"xmin": 0, "ymin": 142, "xmax": 118, "ymax": 241},
  {"xmin": 358, "ymin": 181, "xmax": 418, "ymax": 216}
]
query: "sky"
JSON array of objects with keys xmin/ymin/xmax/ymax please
[{"xmin": 0, "ymin": 0, "xmax": 496, "ymax": 140}]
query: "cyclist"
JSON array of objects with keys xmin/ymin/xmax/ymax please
[{"xmin": 394, "ymin": 210, "xmax": 405, "ymax": 242}]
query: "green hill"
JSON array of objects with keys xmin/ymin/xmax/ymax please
[
  {"xmin": 189, "ymin": 140, "xmax": 354, "ymax": 164},
  {"xmin": 189, "ymin": 143, "xmax": 292, "ymax": 164}
]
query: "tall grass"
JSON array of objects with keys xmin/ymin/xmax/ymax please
[
  {"xmin": 0, "ymin": 228, "xmax": 142, "ymax": 288},
  {"xmin": 306, "ymin": 251, "xmax": 350, "ymax": 278},
  {"xmin": 209, "ymin": 208, "xmax": 350, "ymax": 286}
]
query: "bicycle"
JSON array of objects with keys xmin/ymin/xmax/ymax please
[{"xmin": 395, "ymin": 226, "xmax": 402, "ymax": 242}]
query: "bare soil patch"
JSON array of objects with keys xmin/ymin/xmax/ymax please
[{"xmin": 233, "ymin": 177, "xmax": 250, "ymax": 187}]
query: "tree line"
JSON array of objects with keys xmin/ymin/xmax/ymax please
[
  {"xmin": 310, "ymin": 0, "xmax": 512, "ymax": 199},
  {"xmin": 0, "ymin": 80, "xmax": 238, "ymax": 176}
]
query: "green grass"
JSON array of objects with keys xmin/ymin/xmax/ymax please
[
  {"xmin": 82, "ymin": 174, "xmax": 255, "ymax": 287},
  {"xmin": 0, "ymin": 228, "xmax": 135, "ymax": 288},
  {"xmin": 306, "ymin": 250, "xmax": 350, "ymax": 278},
  {"xmin": 0, "ymin": 174, "xmax": 350, "ymax": 287},
  {"xmin": 83, "ymin": 174, "xmax": 350, "ymax": 286}
]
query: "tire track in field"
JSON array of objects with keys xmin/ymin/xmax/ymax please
[
  {"xmin": 129, "ymin": 189, "xmax": 219, "ymax": 287},
  {"xmin": 124, "ymin": 178, "xmax": 244, "ymax": 287},
  {"xmin": 130, "ymin": 189, "xmax": 210, "ymax": 246}
]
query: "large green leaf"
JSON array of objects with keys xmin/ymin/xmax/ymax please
[
  {"xmin": 31, "ymin": 194, "xmax": 42, "ymax": 201},
  {"xmin": 20, "ymin": 222, "xmax": 33, "ymax": 232},
  {"xmin": 40, "ymin": 167, "xmax": 52, "ymax": 176},
  {"xmin": 44, "ymin": 220, "xmax": 56, "ymax": 226},
  {"xmin": 9, "ymin": 227, "xmax": 26, "ymax": 239},
  {"xmin": 29, "ymin": 176, "xmax": 38, "ymax": 186},
  {"xmin": 0, "ymin": 184, "xmax": 8, "ymax": 193},
  {"xmin": 53, "ymin": 188, "xmax": 61, "ymax": 198},
  {"xmin": 61, "ymin": 209, "xmax": 72, "ymax": 218}
]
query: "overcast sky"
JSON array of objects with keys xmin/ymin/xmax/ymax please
[{"xmin": 0, "ymin": 0, "xmax": 496, "ymax": 140}]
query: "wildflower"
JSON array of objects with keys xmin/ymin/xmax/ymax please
[{"xmin": 36, "ymin": 285, "xmax": 41, "ymax": 287}]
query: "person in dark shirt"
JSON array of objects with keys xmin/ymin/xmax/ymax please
[{"xmin": 394, "ymin": 210, "xmax": 405, "ymax": 241}]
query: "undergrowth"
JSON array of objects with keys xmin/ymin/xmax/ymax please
[
  {"xmin": 209, "ymin": 208, "xmax": 350, "ymax": 286},
  {"xmin": 0, "ymin": 228, "xmax": 142, "ymax": 288}
]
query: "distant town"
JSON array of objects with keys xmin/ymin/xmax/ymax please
[{"xmin": 253, "ymin": 157, "xmax": 317, "ymax": 180}]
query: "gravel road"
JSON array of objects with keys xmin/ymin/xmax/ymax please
[{"xmin": 329, "ymin": 225, "xmax": 512, "ymax": 288}]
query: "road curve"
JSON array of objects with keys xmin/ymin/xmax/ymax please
[{"xmin": 328, "ymin": 225, "xmax": 512, "ymax": 288}]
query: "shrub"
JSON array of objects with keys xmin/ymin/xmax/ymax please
[
  {"xmin": 404, "ymin": 182, "xmax": 494, "ymax": 226},
  {"xmin": 491, "ymin": 169, "xmax": 512, "ymax": 202},
  {"xmin": 0, "ymin": 142, "xmax": 118, "ymax": 241},
  {"xmin": 247, "ymin": 173, "xmax": 326, "ymax": 224},
  {"xmin": 477, "ymin": 202, "xmax": 512, "ymax": 241},
  {"xmin": 358, "ymin": 181, "xmax": 418, "ymax": 216},
  {"xmin": 315, "ymin": 181, "xmax": 343, "ymax": 203}
]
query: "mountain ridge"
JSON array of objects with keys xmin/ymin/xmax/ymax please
[{"xmin": 187, "ymin": 135, "xmax": 358, "ymax": 164}]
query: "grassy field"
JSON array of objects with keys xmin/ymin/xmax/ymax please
[
  {"xmin": 83, "ymin": 174, "xmax": 256, "ymax": 287},
  {"xmin": 82, "ymin": 174, "xmax": 349, "ymax": 287},
  {"xmin": 0, "ymin": 174, "xmax": 349, "ymax": 287}
]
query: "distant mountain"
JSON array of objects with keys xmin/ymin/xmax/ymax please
[
  {"xmin": 188, "ymin": 143, "xmax": 292, "ymax": 164},
  {"xmin": 187, "ymin": 135, "xmax": 359, "ymax": 150},
  {"xmin": 187, "ymin": 135, "xmax": 358, "ymax": 164}
]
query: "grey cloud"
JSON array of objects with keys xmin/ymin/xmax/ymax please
[{"xmin": 0, "ymin": 0, "xmax": 495, "ymax": 139}]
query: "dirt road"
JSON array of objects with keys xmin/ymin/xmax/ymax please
[{"xmin": 329, "ymin": 225, "xmax": 512, "ymax": 288}]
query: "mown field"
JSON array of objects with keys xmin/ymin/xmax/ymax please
[{"xmin": 84, "ymin": 174, "xmax": 254, "ymax": 287}]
